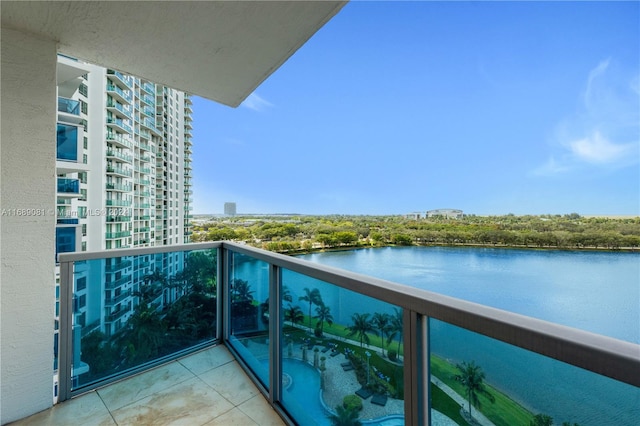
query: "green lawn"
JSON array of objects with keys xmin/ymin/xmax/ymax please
[{"xmin": 430, "ymin": 355, "xmax": 534, "ymax": 426}]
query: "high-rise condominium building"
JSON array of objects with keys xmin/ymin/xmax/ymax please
[
  {"xmin": 55, "ymin": 56, "xmax": 193, "ymax": 390},
  {"xmin": 224, "ymin": 202, "xmax": 237, "ymax": 216}
]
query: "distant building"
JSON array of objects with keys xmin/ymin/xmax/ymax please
[
  {"xmin": 224, "ymin": 202, "xmax": 237, "ymax": 216},
  {"xmin": 405, "ymin": 212, "xmax": 422, "ymax": 220},
  {"xmin": 426, "ymin": 209, "xmax": 463, "ymax": 219}
]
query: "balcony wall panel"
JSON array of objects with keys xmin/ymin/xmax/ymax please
[{"xmin": 0, "ymin": 27, "xmax": 58, "ymax": 425}]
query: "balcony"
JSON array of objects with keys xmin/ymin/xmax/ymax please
[
  {"xmin": 15, "ymin": 345, "xmax": 284, "ymax": 426},
  {"xmin": 106, "ymin": 182, "xmax": 132, "ymax": 192},
  {"xmin": 106, "ymin": 166, "xmax": 132, "ymax": 177},
  {"xmin": 56, "ymin": 124, "xmax": 79, "ymax": 162},
  {"xmin": 105, "ymin": 199, "xmax": 132, "ymax": 207},
  {"xmin": 57, "ymin": 97, "xmax": 80, "ymax": 115},
  {"xmin": 106, "ymin": 82, "xmax": 132, "ymax": 103},
  {"xmin": 57, "ymin": 178, "xmax": 80, "ymax": 196},
  {"xmin": 106, "ymin": 116, "xmax": 133, "ymax": 134},
  {"xmin": 106, "ymin": 149, "xmax": 133, "ymax": 163},
  {"xmin": 106, "ymin": 132, "xmax": 133, "ymax": 149},
  {"xmin": 104, "ymin": 274, "xmax": 132, "ymax": 290},
  {"xmin": 51, "ymin": 242, "xmax": 640, "ymax": 426},
  {"xmin": 107, "ymin": 69, "xmax": 133, "ymax": 89},
  {"xmin": 105, "ymin": 231, "xmax": 132, "ymax": 239},
  {"xmin": 106, "ymin": 99, "xmax": 132, "ymax": 119}
]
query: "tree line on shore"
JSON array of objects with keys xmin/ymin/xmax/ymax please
[{"xmin": 191, "ymin": 213, "xmax": 640, "ymax": 252}]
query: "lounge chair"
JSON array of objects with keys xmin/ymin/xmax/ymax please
[
  {"xmin": 355, "ymin": 387, "xmax": 373, "ymax": 399},
  {"xmin": 371, "ymin": 394, "xmax": 388, "ymax": 406}
]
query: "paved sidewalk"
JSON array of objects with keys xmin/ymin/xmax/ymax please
[{"xmin": 431, "ymin": 377, "xmax": 496, "ymax": 426}]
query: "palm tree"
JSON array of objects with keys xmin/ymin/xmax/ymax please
[
  {"xmin": 328, "ymin": 405, "xmax": 361, "ymax": 426},
  {"xmin": 454, "ymin": 361, "xmax": 495, "ymax": 420},
  {"xmin": 299, "ymin": 287, "xmax": 322, "ymax": 329},
  {"xmin": 314, "ymin": 304, "xmax": 333, "ymax": 336},
  {"xmin": 372, "ymin": 312, "xmax": 390, "ymax": 356},
  {"xmin": 284, "ymin": 304, "xmax": 304, "ymax": 327},
  {"xmin": 386, "ymin": 308, "xmax": 403, "ymax": 355},
  {"xmin": 283, "ymin": 285, "xmax": 293, "ymax": 304},
  {"xmin": 346, "ymin": 313, "xmax": 377, "ymax": 348},
  {"xmin": 231, "ymin": 278, "xmax": 254, "ymax": 302}
]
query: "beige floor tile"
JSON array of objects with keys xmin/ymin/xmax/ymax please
[
  {"xmin": 203, "ymin": 407, "xmax": 259, "ymax": 425},
  {"xmin": 237, "ymin": 395, "xmax": 286, "ymax": 426},
  {"xmin": 97, "ymin": 362, "xmax": 195, "ymax": 412},
  {"xmin": 11, "ymin": 391, "xmax": 115, "ymax": 426},
  {"xmin": 110, "ymin": 377, "xmax": 234, "ymax": 426},
  {"xmin": 198, "ymin": 361, "xmax": 260, "ymax": 406},
  {"xmin": 178, "ymin": 345, "xmax": 234, "ymax": 376}
]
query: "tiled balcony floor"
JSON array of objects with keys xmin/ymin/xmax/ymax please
[{"xmin": 13, "ymin": 345, "xmax": 285, "ymax": 425}]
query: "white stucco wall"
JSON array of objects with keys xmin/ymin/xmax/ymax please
[{"xmin": 1, "ymin": 28, "xmax": 57, "ymax": 424}]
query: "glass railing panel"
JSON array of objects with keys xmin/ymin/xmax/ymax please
[
  {"xmin": 58, "ymin": 97, "xmax": 80, "ymax": 115},
  {"xmin": 56, "ymin": 226, "xmax": 77, "ymax": 258},
  {"xmin": 227, "ymin": 251, "xmax": 270, "ymax": 389},
  {"xmin": 70, "ymin": 248, "xmax": 218, "ymax": 392},
  {"xmin": 56, "ymin": 124, "xmax": 78, "ymax": 161},
  {"xmin": 281, "ymin": 269, "xmax": 405, "ymax": 426},
  {"xmin": 429, "ymin": 319, "xmax": 640, "ymax": 426},
  {"xmin": 57, "ymin": 178, "xmax": 80, "ymax": 194}
]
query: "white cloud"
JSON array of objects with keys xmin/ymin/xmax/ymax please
[
  {"xmin": 583, "ymin": 58, "xmax": 610, "ymax": 108},
  {"xmin": 568, "ymin": 131, "xmax": 635, "ymax": 164},
  {"xmin": 534, "ymin": 59, "xmax": 639, "ymax": 176},
  {"xmin": 241, "ymin": 93, "xmax": 274, "ymax": 112}
]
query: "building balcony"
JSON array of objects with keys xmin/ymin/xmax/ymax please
[
  {"xmin": 106, "ymin": 215, "xmax": 131, "ymax": 223},
  {"xmin": 105, "ymin": 199, "xmax": 132, "ymax": 207},
  {"xmin": 104, "ymin": 274, "xmax": 132, "ymax": 290},
  {"xmin": 106, "ymin": 99, "xmax": 133, "ymax": 119},
  {"xmin": 56, "ymin": 123, "xmax": 80, "ymax": 162},
  {"xmin": 104, "ymin": 259, "xmax": 132, "ymax": 272},
  {"xmin": 106, "ymin": 182, "xmax": 132, "ymax": 192},
  {"xmin": 106, "ymin": 166, "xmax": 132, "ymax": 177},
  {"xmin": 57, "ymin": 178, "xmax": 80, "ymax": 196},
  {"xmin": 105, "ymin": 307, "xmax": 128, "ymax": 323},
  {"xmin": 106, "ymin": 149, "xmax": 133, "ymax": 163},
  {"xmin": 106, "ymin": 117, "xmax": 133, "ymax": 134},
  {"xmin": 57, "ymin": 97, "xmax": 80, "ymax": 115},
  {"xmin": 107, "ymin": 69, "xmax": 133, "ymax": 89},
  {"xmin": 47, "ymin": 242, "xmax": 640, "ymax": 426},
  {"xmin": 104, "ymin": 291, "xmax": 131, "ymax": 306},
  {"xmin": 106, "ymin": 82, "xmax": 132, "ymax": 104},
  {"xmin": 106, "ymin": 132, "xmax": 133, "ymax": 149},
  {"xmin": 105, "ymin": 231, "xmax": 132, "ymax": 239}
]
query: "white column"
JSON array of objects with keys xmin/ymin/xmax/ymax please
[{"xmin": 1, "ymin": 28, "xmax": 57, "ymax": 424}]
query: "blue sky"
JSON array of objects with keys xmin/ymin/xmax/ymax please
[{"xmin": 192, "ymin": 1, "xmax": 639, "ymax": 216}]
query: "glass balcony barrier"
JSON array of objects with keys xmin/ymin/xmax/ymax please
[
  {"xmin": 107, "ymin": 69, "xmax": 133, "ymax": 88},
  {"xmin": 56, "ymin": 124, "xmax": 79, "ymax": 162},
  {"xmin": 106, "ymin": 82, "xmax": 132, "ymax": 103},
  {"xmin": 58, "ymin": 245, "xmax": 218, "ymax": 399},
  {"xmin": 106, "ymin": 132, "xmax": 133, "ymax": 149},
  {"xmin": 106, "ymin": 99, "xmax": 132, "ymax": 119},
  {"xmin": 57, "ymin": 97, "xmax": 80, "ymax": 115},
  {"xmin": 57, "ymin": 242, "xmax": 640, "ymax": 425},
  {"xmin": 106, "ymin": 117, "xmax": 133, "ymax": 134},
  {"xmin": 106, "ymin": 150, "xmax": 133, "ymax": 163},
  {"xmin": 57, "ymin": 178, "xmax": 80, "ymax": 195},
  {"xmin": 106, "ymin": 182, "xmax": 133, "ymax": 192},
  {"xmin": 105, "ymin": 199, "xmax": 132, "ymax": 207}
]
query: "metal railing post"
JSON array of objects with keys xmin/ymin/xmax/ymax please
[
  {"xmin": 269, "ymin": 263, "xmax": 282, "ymax": 404},
  {"xmin": 57, "ymin": 260, "xmax": 74, "ymax": 402}
]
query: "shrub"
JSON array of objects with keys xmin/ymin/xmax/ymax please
[
  {"xmin": 343, "ymin": 394, "xmax": 363, "ymax": 412},
  {"xmin": 388, "ymin": 349, "xmax": 397, "ymax": 362}
]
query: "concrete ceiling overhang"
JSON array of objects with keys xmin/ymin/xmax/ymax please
[{"xmin": 1, "ymin": 1, "xmax": 347, "ymax": 107}]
